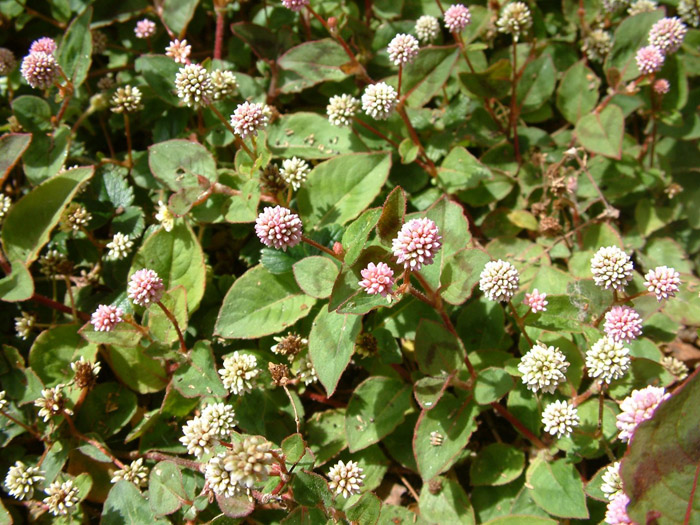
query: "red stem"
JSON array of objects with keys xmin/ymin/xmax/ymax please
[
  {"xmin": 214, "ymin": 9, "xmax": 225, "ymax": 60},
  {"xmin": 156, "ymin": 301, "xmax": 187, "ymax": 354},
  {"xmin": 685, "ymin": 463, "xmax": 700, "ymax": 525},
  {"xmin": 30, "ymin": 294, "xmax": 90, "ymax": 321},
  {"xmin": 491, "ymin": 402, "xmax": 547, "ymax": 449}
]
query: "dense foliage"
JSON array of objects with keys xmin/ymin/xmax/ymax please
[{"xmin": 0, "ymin": 0, "xmax": 699, "ymax": 523}]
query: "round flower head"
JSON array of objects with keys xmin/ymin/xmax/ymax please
[
  {"xmin": 679, "ymin": 0, "xmax": 700, "ymax": 28},
  {"xmin": 35, "ymin": 385, "xmax": 70, "ymax": 422},
  {"xmin": 518, "ymin": 343, "xmax": 569, "ymax": 394},
  {"xmin": 327, "ymin": 94, "xmax": 360, "ymax": 126},
  {"xmin": 604, "ymin": 306, "xmax": 642, "ymax": 343},
  {"xmin": 4, "ymin": 461, "xmax": 44, "ymax": 500},
  {"xmin": 361, "ymin": 82, "xmax": 398, "ymax": 120},
  {"xmin": 111, "ymin": 458, "xmax": 149, "ymax": 487},
  {"xmin": 328, "ymin": 460, "xmax": 365, "ymax": 498},
  {"xmin": 648, "ymin": 17, "xmax": 687, "ymax": 54},
  {"xmin": 616, "ymin": 385, "xmax": 669, "ymax": 442},
  {"xmin": 601, "ymin": 462, "xmax": 623, "ymax": 501},
  {"xmin": 586, "ymin": 337, "xmax": 630, "ymax": 384},
  {"xmin": 359, "ymin": 262, "xmax": 395, "ymax": 297},
  {"xmin": 392, "ymin": 217, "xmax": 442, "ymax": 271},
  {"xmin": 583, "ymin": 29, "xmax": 613, "ymax": 62},
  {"xmin": 71, "ymin": 357, "xmax": 101, "ymax": 389},
  {"xmin": 444, "ymin": 4, "xmax": 471, "ymax": 33},
  {"xmin": 479, "ymin": 259, "xmax": 520, "ymax": 302},
  {"xmin": 180, "ymin": 415, "xmax": 216, "ymax": 457},
  {"xmin": 29, "ymin": 37, "xmax": 56, "ymax": 55},
  {"xmin": 106, "ymin": 232, "xmax": 133, "ymax": 261},
  {"xmin": 0, "ymin": 48, "xmax": 17, "ymax": 76},
  {"xmin": 524, "ymin": 288, "xmax": 548, "ymax": 313},
  {"xmin": 0, "ymin": 194, "xmax": 11, "ymax": 220},
  {"xmin": 210, "ymin": 69, "xmax": 238, "ymax": 100},
  {"xmin": 219, "ymin": 351, "xmax": 260, "ymax": 395},
  {"xmin": 39, "ymin": 249, "xmax": 68, "ymax": 276},
  {"xmin": 44, "ymin": 479, "xmax": 80, "ymax": 516},
  {"xmin": 165, "ymin": 38, "xmax": 191, "ymax": 64},
  {"xmin": 111, "ymin": 85, "xmax": 143, "ymax": 113},
  {"xmin": 175, "ymin": 63, "xmax": 213, "ymax": 107},
  {"xmin": 127, "ymin": 269, "xmax": 165, "ymax": 306},
  {"xmin": 590, "ymin": 246, "xmax": 634, "ymax": 291},
  {"xmin": 653, "ymin": 78, "xmax": 670, "ymax": 94},
  {"xmin": 282, "ymin": 0, "xmax": 309, "ymax": 11},
  {"xmin": 297, "ymin": 354, "xmax": 318, "ymax": 385},
  {"xmin": 661, "ymin": 355, "xmax": 688, "ymax": 381},
  {"xmin": 90, "ymin": 304, "xmax": 124, "ymax": 332},
  {"xmin": 206, "ymin": 436, "xmax": 275, "ymax": 497},
  {"xmin": 605, "ymin": 493, "xmax": 633, "ymax": 525},
  {"xmin": 541, "ymin": 400, "xmax": 579, "ymax": 438},
  {"xmin": 255, "ymin": 206, "xmax": 303, "ymax": 251},
  {"xmin": 497, "ymin": 2, "xmax": 533, "ymax": 40},
  {"xmin": 15, "ymin": 312, "xmax": 35, "ymax": 340},
  {"xmin": 205, "ymin": 454, "xmax": 239, "ymax": 498},
  {"xmin": 415, "ymin": 15, "xmax": 440, "ymax": 43},
  {"xmin": 230, "ymin": 101, "xmax": 269, "ymax": 139},
  {"xmin": 201, "ymin": 402, "xmax": 236, "ymax": 437},
  {"xmin": 603, "ymin": 0, "xmax": 629, "ymax": 12},
  {"xmin": 20, "ymin": 51, "xmax": 59, "ymax": 89},
  {"xmin": 280, "ymin": 157, "xmax": 310, "ymax": 191},
  {"xmin": 643, "ymin": 265, "xmax": 680, "ymax": 301},
  {"xmin": 635, "ymin": 45, "xmax": 665, "ymax": 75},
  {"xmin": 387, "ymin": 33, "xmax": 420, "ymax": 66},
  {"xmin": 271, "ymin": 332, "xmax": 307, "ymax": 359},
  {"xmin": 628, "ymin": 0, "xmax": 657, "ymax": 15},
  {"xmin": 134, "ymin": 19, "xmax": 156, "ymax": 39}
]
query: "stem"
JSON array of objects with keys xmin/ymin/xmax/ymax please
[
  {"xmin": 396, "ymin": 106, "xmax": 438, "ymax": 177},
  {"xmin": 54, "ymin": 80, "xmax": 74, "ymax": 126},
  {"xmin": 301, "ymin": 235, "xmax": 342, "ymax": 261},
  {"xmin": 30, "ymin": 293, "xmax": 90, "ymax": 321},
  {"xmin": 508, "ymin": 301, "xmax": 534, "ymax": 348},
  {"xmin": 124, "ymin": 113, "xmax": 133, "ymax": 170},
  {"xmin": 141, "ymin": 451, "xmax": 203, "ymax": 471},
  {"xmin": 302, "ymin": 391, "xmax": 345, "ymax": 408},
  {"xmin": 397, "ymin": 65, "xmax": 403, "ymax": 97},
  {"xmin": 156, "ymin": 301, "xmax": 187, "ymax": 354},
  {"xmin": 649, "ymin": 89, "xmax": 659, "ymax": 168},
  {"xmin": 208, "ymin": 104, "xmax": 255, "ymax": 159},
  {"xmin": 491, "ymin": 402, "xmax": 547, "ymax": 449},
  {"xmin": 510, "ymin": 39, "xmax": 521, "ymax": 164},
  {"xmin": 685, "ymin": 463, "xmax": 700, "ymax": 525},
  {"xmin": 63, "ymin": 276, "xmax": 78, "ymax": 322},
  {"xmin": 282, "ymin": 384, "xmax": 301, "ymax": 434},
  {"xmin": 0, "ymin": 410, "xmax": 44, "ymax": 440},
  {"xmin": 352, "ymin": 118, "xmax": 400, "ymax": 148},
  {"xmin": 63, "ymin": 411, "xmax": 125, "ymax": 469},
  {"xmin": 214, "ymin": 8, "xmax": 225, "ymax": 60}
]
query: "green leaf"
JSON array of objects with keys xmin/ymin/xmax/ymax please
[
  {"xmin": 474, "ymin": 368, "xmax": 514, "ymax": 405},
  {"xmin": 103, "ymin": 345, "xmax": 168, "ymax": 394},
  {"xmin": 222, "ymin": 178, "xmax": 260, "ymax": 223},
  {"xmin": 459, "ymin": 59, "xmax": 512, "ymax": 99},
  {"xmin": 293, "ymin": 256, "xmax": 339, "ymax": 299},
  {"xmin": 556, "ymin": 61, "xmax": 600, "ymax": 125},
  {"xmin": 56, "ymin": 7, "xmax": 92, "ymax": 87},
  {"xmin": 308, "ymin": 307, "xmax": 362, "ymax": 397},
  {"xmin": 29, "ymin": 325, "xmax": 98, "ymax": 387},
  {"xmin": 102, "ymin": 481, "xmax": 170, "ymax": 525},
  {"xmin": 0, "ymin": 133, "xmax": 31, "ymax": 181},
  {"xmin": 282, "ymin": 433, "xmax": 306, "ymax": 465},
  {"xmin": 403, "ymin": 47, "xmax": 460, "ymax": 108},
  {"xmin": 2, "ymin": 166, "xmax": 93, "ymax": 265},
  {"xmin": 482, "ymin": 517, "xmax": 557, "ymax": 525},
  {"xmin": 0, "ymin": 260, "xmax": 33, "ymax": 302},
  {"xmin": 147, "ymin": 286, "xmax": 188, "ymax": 345},
  {"xmin": 606, "ymin": 10, "xmax": 664, "ymax": 83},
  {"xmin": 415, "ymin": 319, "xmax": 465, "ymax": 376},
  {"xmin": 215, "ymin": 491, "xmax": 255, "ymax": 518},
  {"xmin": 440, "ymin": 248, "xmax": 491, "ymax": 306},
  {"xmin": 22, "ymin": 125, "xmax": 71, "ymax": 184},
  {"xmin": 11, "ymin": 97, "xmax": 51, "ymax": 132},
  {"xmin": 342, "ymin": 208, "xmax": 382, "ymax": 266},
  {"xmin": 162, "ymin": 0, "xmax": 198, "ymax": 36},
  {"xmin": 149, "ymin": 461, "xmax": 195, "ymax": 516},
  {"xmin": 102, "ymin": 168, "xmax": 135, "ymax": 209},
  {"xmin": 438, "ymin": 146, "xmax": 491, "ymax": 193},
  {"xmin": 470, "ymin": 443, "xmax": 525, "ymax": 486},
  {"xmin": 623, "ymin": 371, "xmax": 700, "ymax": 524},
  {"xmin": 346, "ymin": 492, "xmax": 382, "ymax": 525},
  {"xmin": 526, "ymin": 457, "xmax": 589, "ymax": 519},
  {"xmin": 267, "ymin": 112, "xmax": 368, "ymax": 159},
  {"xmin": 575, "ymin": 105, "xmax": 624, "ymax": 160},
  {"xmin": 516, "ymin": 55, "xmax": 556, "ymax": 113},
  {"xmin": 79, "ymin": 322, "xmax": 142, "ymax": 348},
  {"xmin": 376, "ymin": 186, "xmax": 406, "ymax": 245},
  {"xmin": 172, "ymin": 340, "xmax": 227, "ymax": 398},
  {"xmin": 298, "ymin": 152, "xmax": 391, "ymax": 230},
  {"xmin": 282, "ymin": 506, "xmax": 329, "ymax": 524},
  {"xmin": 398, "ymin": 138, "xmax": 419, "ymax": 164},
  {"xmin": 414, "ymin": 392, "xmax": 480, "ymax": 481},
  {"xmin": 419, "ymin": 476, "xmax": 475, "ymax": 524},
  {"xmin": 346, "ymin": 376, "xmax": 412, "ymax": 452},
  {"xmin": 130, "ymin": 221, "xmax": 206, "ymax": 313},
  {"xmin": 277, "ymin": 39, "xmax": 350, "ymax": 93},
  {"xmin": 291, "ymin": 470, "xmax": 334, "ymax": 508},
  {"xmin": 306, "ymin": 409, "xmax": 347, "ymax": 465},
  {"xmin": 149, "ymin": 139, "xmax": 217, "ymax": 191},
  {"xmin": 215, "ymin": 265, "xmax": 316, "ymax": 339},
  {"xmin": 76, "ymin": 382, "xmax": 138, "ymax": 437},
  {"xmin": 135, "ymin": 55, "xmax": 181, "ymax": 105}
]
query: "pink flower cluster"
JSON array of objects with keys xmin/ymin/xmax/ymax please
[
  {"xmin": 616, "ymin": 385, "xmax": 670, "ymax": 443},
  {"xmin": 127, "ymin": 269, "xmax": 165, "ymax": 307},
  {"xmin": 444, "ymin": 4, "xmax": 471, "ymax": 33},
  {"xmin": 643, "ymin": 265, "xmax": 681, "ymax": 301},
  {"xmin": 605, "ymin": 493, "xmax": 633, "ymax": 525},
  {"xmin": 281, "ymin": 0, "xmax": 309, "ymax": 12},
  {"xmin": 392, "ymin": 218, "xmax": 442, "ymax": 271},
  {"xmin": 358, "ymin": 263, "xmax": 394, "ymax": 297},
  {"xmin": 90, "ymin": 305, "xmax": 124, "ymax": 332},
  {"xmin": 604, "ymin": 306, "xmax": 642, "ymax": 343},
  {"xmin": 524, "ymin": 289, "xmax": 548, "ymax": 313},
  {"xmin": 254, "ymin": 206, "xmax": 303, "ymax": 251}
]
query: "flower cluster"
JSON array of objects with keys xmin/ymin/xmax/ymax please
[
  {"xmin": 361, "ymin": 82, "xmax": 398, "ymax": 120},
  {"xmin": 524, "ymin": 289, "xmax": 548, "ymax": 313},
  {"xmin": 603, "ymin": 306, "xmax": 642, "ymax": 343},
  {"xmin": 128, "ymin": 269, "xmax": 165, "ymax": 306},
  {"xmin": 205, "ymin": 436, "xmax": 275, "ymax": 497},
  {"xmin": 165, "ymin": 39, "xmax": 191, "ymax": 64},
  {"xmin": 327, "ymin": 94, "xmax": 360, "ymax": 126},
  {"xmin": 218, "ymin": 352, "xmax": 260, "ymax": 395},
  {"xmin": 497, "ymin": 2, "xmax": 532, "ymax": 40},
  {"xmin": 43, "ymin": 479, "xmax": 80, "ymax": 516},
  {"xmin": 255, "ymin": 206, "xmax": 303, "ymax": 251},
  {"xmin": 106, "ymin": 233, "xmax": 133, "ymax": 260},
  {"xmin": 358, "ymin": 262, "xmax": 395, "ymax": 297},
  {"xmin": 590, "ymin": 246, "xmax": 634, "ymax": 291},
  {"xmin": 616, "ymin": 385, "xmax": 669, "ymax": 442},
  {"xmin": 111, "ymin": 459, "xmax": 149, "ymax": 487},
  {"xmin": 479, "ymin": 260, "xmax": 520, "ymax": 302},
  {"xmin": 4, "ymin": 461, "xmax": 44, "ymax": 500},
  {"xmin": 175, "ymin": 63, "xmax": 213, "ymax": 107},
  {"xmin": 586, "ymin": 337, "xmax": 630, "ymax": 384},
  {"xmin": 134, "ymin": 19, "xmax": 156, "ymax": 39},
  {"xmin": 541, "ymin": 400, "xmax": 579, "ymax": 438},
  {"xmin": 518, "ymin": 343, "xmax": 569, "ymax": 394},
  {"xmin": 415, "ymin": 15, "xmax": 440, "ymax": 43},
  {"xmin": 387, "ymin": 34, "xmax": 420, "ymax": 67},
  {"xmin": 328, "ymin": 460, "xmax": 365, "ymax": 498},
  {"xmin": 643, "ymin": 265, "xmax": 680, "ymax": 300},
  {"xmin": 111, "ymin": 86, "xmax": 143, "ymax": 113},
  {"xmin": 21, "ymin": 50, "xmax": 59, "ymax": 89},
  {"xmin": 392, "ymin": 218, "xmax": 442, "ymax": 271},
  {"xmin": 230, "ymin": 101, "xmax": 269, "ymax": 139},
  {"xmin": 444, "ymin": 4, "xmax": 471, "ymax": 33},
  {"xmin": 280, "ymin": 157, "xmax": 310, "ymax": 190}
]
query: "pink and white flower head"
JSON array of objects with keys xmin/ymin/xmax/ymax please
[
  {"xmin": 643, "ymin": 265, "xmax": 681, "ymax": 301},
  {"xmin": 604, "ymin": 306, "xmax": 643, "ymax": 343},
  {"xmin": 635, "ymin": 45, "xmax": 665, "ymax": 75},
  {"xmin": 230, "ymin": 102, "xmax": 269, "ymax": 139},
  {"xmin": 90, "ymin": 305, "xmax": 124, "ymax": 332},
  {"xmin": 605, "ymin": 493, "xmax": 633, "ymax": 525},
  {"xmin": 524, "ymin": 289, "xmax": 548, "ymax": 313},
  {"xmin": 359, "ymin": 262, "xmax": 395, "ymax": 297},
  {"xmin": 255, "ymin": 206, "xmax": 303, "ymax": 251},
  {"xmin": 281, "ymin": 0, "xmax": 309, "ymax": 11},
  {"xmin": 29, "ymin": 37, "xmax": 56, "ymax": 55},
  {"xmin": 165, "ymin": 39, "xmax": 191, "ymax": 64},
  {"xmin": 590, "ymin": 246, "xmax": 634, "ymax": 291},
  {"xmin": 479, "ymin": 260, "xmax": 520, "ymax": 302},
  {"xmin": 392, "ymin": 218, "xmax": 442, "ymax": 271},
  {"xmin": 127, "ymin": 269, "xmax": 165, "ymax": 307},
  {"xmin": 648, "ymin": 17, "xmax": 687, "ymax": 55},
  {"xmin": 134, "ymin": 19, "xmax": 156, "ymax": 39},
  {"xmin": 20, "ymin": 52, "xmax": 59, "ymax": 89},
  {"xmin": 361, "ymin": 82, "xmax": 398, "ymax": 120},
  {"xmin": 653, "ymin": 78, "xmax": 670, "ymax": 94},
  {"xmin": 616, "ymin": 385, "xmax": 670, "ymax": 442},
  {"xmin": 444, "ymin": 4, "xmax": 471, "ymax": 33},
  {"xmin": 387, "ymin": 34, "xmax": 420, "ymax": 66}
]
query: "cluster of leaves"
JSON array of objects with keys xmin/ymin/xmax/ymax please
[{"xmin": 0, "ymin": 0, "xmax": 699, "ymax": 523}]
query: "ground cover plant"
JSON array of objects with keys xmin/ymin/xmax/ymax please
[{"xmin": 0, "ymin": 0, "xmax": 699, "ymax": 523}]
